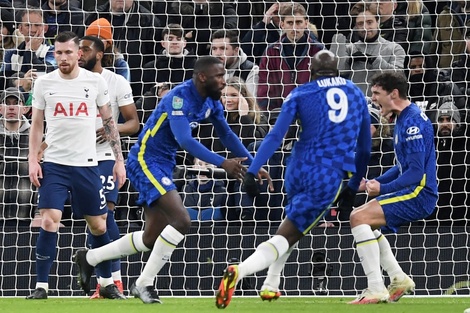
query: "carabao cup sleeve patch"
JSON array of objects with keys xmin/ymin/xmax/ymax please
[{"xmin": 172, "ymin": 96, "xmax": 183, "ymax": 109}]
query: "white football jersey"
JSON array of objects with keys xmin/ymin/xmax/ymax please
[
  {"xmin": 95, "ymin": 68, "xmax": 134, "ymax": 161},
  {"xmin": 32, "ymin": 68, "xmax": 110, "ymax": 166}
]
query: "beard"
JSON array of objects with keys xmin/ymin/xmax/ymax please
[
  {"xmin": 81, "ymin": 58, "xmax": 97, "ymax": 71},
  {"xmin": 207, "ymin": 88, "xmax": 222, "ymax": 100}
]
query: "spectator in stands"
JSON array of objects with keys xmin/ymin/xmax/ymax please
[
  {"xmin": 240, "ymin": 1, "xmax": 282, "ymax": 65},
  {"xmin": 367, "ymin": 0, "xmax": 408, "ymax": 51},
  {"xmin": 85, "ymin": 0, "xmax": 162, "ymax": 97},
  {"xmin": 394, "ymin": 0, "xmax": 432, "ymax": 54},
  {"xmin": 211, "ymin": 29, "xmax": 259, "ymax": 98},
  {"xmin": 85, "ymin": 18, "xmax": 130, "ymax": 81},
  {"xmin": 1, "ymin": 8, "xmax": 24, "ymax": 68},
  {"xmin": 331, "ymin": 8, "xmax": 405, "ymax": 96},
  {"xmin": 42, "ymin": 0, "xmax": 87, "ymax": 42},
  {"xmin": 257, "ymin": 2, "xmax": 323, "ymax": 111},
  {"xmin": 142, "ymin": 23, "xmax": 196, "ymax": 94},
  {"xmin": 5, "ymin": 70, "xmax": 36, "ymax": 118},
  {"xmin": 166, "ymin": 0, "xmax": 237, "ymax": 56},
  {"xmin": 181, "ymin": 157, "xmax": 228, "ymax": 221},
  {"xmin": 0, "ymin": 8, "xmax": 56, "ymax": 80},
  {"xmin": 431, "ymin": 1, "xmax": 470, "ymax": 69},
  {"xmin": 198, "ymin": 76, "xmax": 269, "ymax": 157},
  {"xmin": 405, "ymin": 52, "xmax": 465, "ymax": 120},
  {"xmin": 0, "ymin": 87, "xmax": 34, "ymax": 224},
  {"xmin": 430, "ymin": 101, "xmax": 470, "ymax": 224}
]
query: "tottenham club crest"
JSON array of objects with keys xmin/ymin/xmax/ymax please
[{"xmin": 161, "ymin": 177, "xmax": 172, "ymax": 186}]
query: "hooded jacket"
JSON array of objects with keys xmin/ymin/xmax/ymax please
[{"xmin": 225, "ymin": 48, "xmax": 259, "ymax": 98}]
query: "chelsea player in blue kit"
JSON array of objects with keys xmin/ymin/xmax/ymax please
[
  {"xmin": 216, "ymin": 50, "xmax": 372, "ymax": 309},
  {"xmin": 348, "ymin": 72, "xmax": 438, "ymax": 304},
  {"xmin": 75, "ymin": 56, "xmax": 271, "ymax": 304}
]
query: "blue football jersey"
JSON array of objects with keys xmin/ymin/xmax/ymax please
[
  {"xmin": 392, "ymin": 103, "xmax": 438, "ymax": 194},
  {"xmin": 284, "ymin": 76, "xmax": 369, "ymax": 173},
  {"xmin": 128, "ymin": 79, "xmax": 225, "ymax": 168}
]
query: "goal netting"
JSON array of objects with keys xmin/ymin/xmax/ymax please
[{"xmin": 0, "ymin": 0, "xmax": 469, "ymax": 298}]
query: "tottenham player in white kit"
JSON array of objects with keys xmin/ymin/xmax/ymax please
[
  {"xmin": 78, "ymin": 35, "xmax": 139, "ymax": 298},
  {"xmin": 27, "ymin": 31, "xmax": 127, "ymax": 300}
]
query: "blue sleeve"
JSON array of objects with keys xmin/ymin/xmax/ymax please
[
  {"xmin": 380, "ymin": 151, "xmax": 425, "ymax": 195},
  {"xmin": 170, "ymin": 117, "xmax": 225, "ymax": 167},
  {"xmin": 247, "ymin": 109, "xmax": 296, "ymax": 174},
  {"xmin": 348, "ymin": 106, "xmax": 372, "ymax": 190},
  {"xmin": 375, "ymin": 165, "xmax": 400, "ymax": 184},
  {"xmin": 209, "ymin": 115, "xmax": 254, "ymax": 162}
]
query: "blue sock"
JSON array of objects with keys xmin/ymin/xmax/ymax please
[
  {"xmin": 106, "ymin": 209, "xmax": 121, "ymax": 275},
  {"xmin": 36, "ymin": 228, "xmax": 58, "ymax": 283},
  {"xmin": 90, "ymin": 232, "xmax": 112, "ymax": 279}
]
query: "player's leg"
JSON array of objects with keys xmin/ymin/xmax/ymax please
[
  {"xmin": 72, "ymin": 166, "xmax": 125, "ymax": 299},
  {"xmin": 130, "ymin": 190, "xmax": 190, "ymax": 304},
  {"xmin": 90, "ymin": 160, "xmax": 123, "ymax": 298},
  {"xmin": 349, "ymin": 200, "xmax": 389, "ymax": 304},
  {"xmin": 26, "ymin": 162, "xmax": 69, "ymax": 300},
  {"xmin": 259, "ymin": 243, "xmax": 298, "ymax": 301},
  {"xmin": 216, "ymin": 218, "xmax": 297, "ymax": 309},
  {"xmin": 373, "ymin": 229, "xmax": 415, "ymax": 302},
  {"xmin": 371, "ymin": 193, "xmax": 434, "ymax": 302}
]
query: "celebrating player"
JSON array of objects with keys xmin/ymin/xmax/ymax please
[
  {"xmin": 74, "ymin": 56, "xmax": 272, "ymax": 304},
  {"xmin": 215, "ymin": 50, "xmax": 372, "ymax": 309},
  {"xmin": 27, "ymin": 31, "xmax": 126, "ymax": 300},
  {"xmin": 78, "ymin": 35, "xmax": 140, "ymax": 298},
  {"xmin": 347, "ymin": 71, "xmax": 437, "ymax": 304}
]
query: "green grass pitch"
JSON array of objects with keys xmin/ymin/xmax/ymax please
[{"xmin": 1, "ymin": 297, "xmax": 469, "ymax": 313}]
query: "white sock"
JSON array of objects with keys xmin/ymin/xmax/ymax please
[
  {"xmin": 238, "ymin": 235, "xmax": 289, "ymax": 281},
  {"xmin": 373, "ymin": 230, "xmax": 405, "ymax": 281},
  {"xmin": 262, "ymin": 243, "xmax": 297, "ymax": 290},
  {"xmin": 352, "ymin": 225, "xmax": 384, "ymax": 292},
  {"xmin": 135, "ymin": 225, "xmax": 184, "ymax": 287},
  {"xmin": 87, "ymin": 231, "xmax": 149, "ymax": 266},
  {"xmin": 36, "ymin": 282, "xmax": 48, "ymax": 292},
  {"xmin": 112, "ymin": 271, "xmax": 122, "ymax": 282},
  {"xmin": 100, "ymin": 277, "xmax": 113, "ymax": 287}
]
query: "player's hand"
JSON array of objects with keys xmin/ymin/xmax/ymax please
[
  {"xmin": 96, "ymin": 127, "xmax": 108, "ymax": 144},
  {"xmin": 243, "ymin": 172, "xmax": 260, "ymax": 197},
  {"xmin": 333, "ymin": 185, "xmax": 356, "ymax": 211},
  {"xmin": 257, "ymin": 168, "xmax": 274, "ymax": 191},
  {"xmin": 358, "ymin": 178, "xmax": 367, "ymax": 192},
  {"xmin": 112, "ymin": 160, "xmax": 126, "ymax": 189},
  {"xmin": 28, "ymin": 159, "xmax": 43, "ymax": 188},
  {"xmin": 365, "ymin": 179, "xmax": 380, "ymax": 197},
  {"xmin": 221, "ymin": 157, "xmax": 247, "ymax": 181}
]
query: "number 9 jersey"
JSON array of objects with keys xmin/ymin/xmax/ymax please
[{"xmin": 284, "ymin": 76, "xmax": 370, "ymax": 174}]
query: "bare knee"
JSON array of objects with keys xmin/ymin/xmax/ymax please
[
  {"xmin": 171, "ymin": 213, "xmax": 191, "ymax": 235},
  {"xmin": 86, "ymin": 214, "xmax": 107, "ymax": 236},
  {"xmin": 349, "ymin": 209, "xmax": 366, "ymax": 227},
  {"xmin": 40, "ymin": 209, "xmax": 62, "ymax": 232}
]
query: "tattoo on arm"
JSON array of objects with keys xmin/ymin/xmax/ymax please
[{"xmin": 102, "ymin": 116, "xmax": 124, "ymax": 162}]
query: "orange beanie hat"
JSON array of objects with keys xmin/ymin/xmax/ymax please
[{"xmin": 86, "ymin": 18, "xmax": 113, "ymax": 43}]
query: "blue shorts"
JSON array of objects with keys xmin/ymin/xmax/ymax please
[
  {"xmin": 38, "ymin": 162, "xmax": 106, "ymax": 217},
  {"xmin": 284, "ymin": 159, "xmax": 343, "ymax": 234},
  {"xmin": 377, "ymin": 187, "xmax": 438, "ymax": 233},
  {"xmin": 98, "ymin": 160, "xmax": 119, "ymax": 204},
  {"xmin": 126, "ymin": 157, "xmax": 176, "ymax": 207}
]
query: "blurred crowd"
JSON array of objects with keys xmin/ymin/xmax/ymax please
[{"xmin": 0, "ymin": 0, "xmax": 468, "ymax": 226}]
